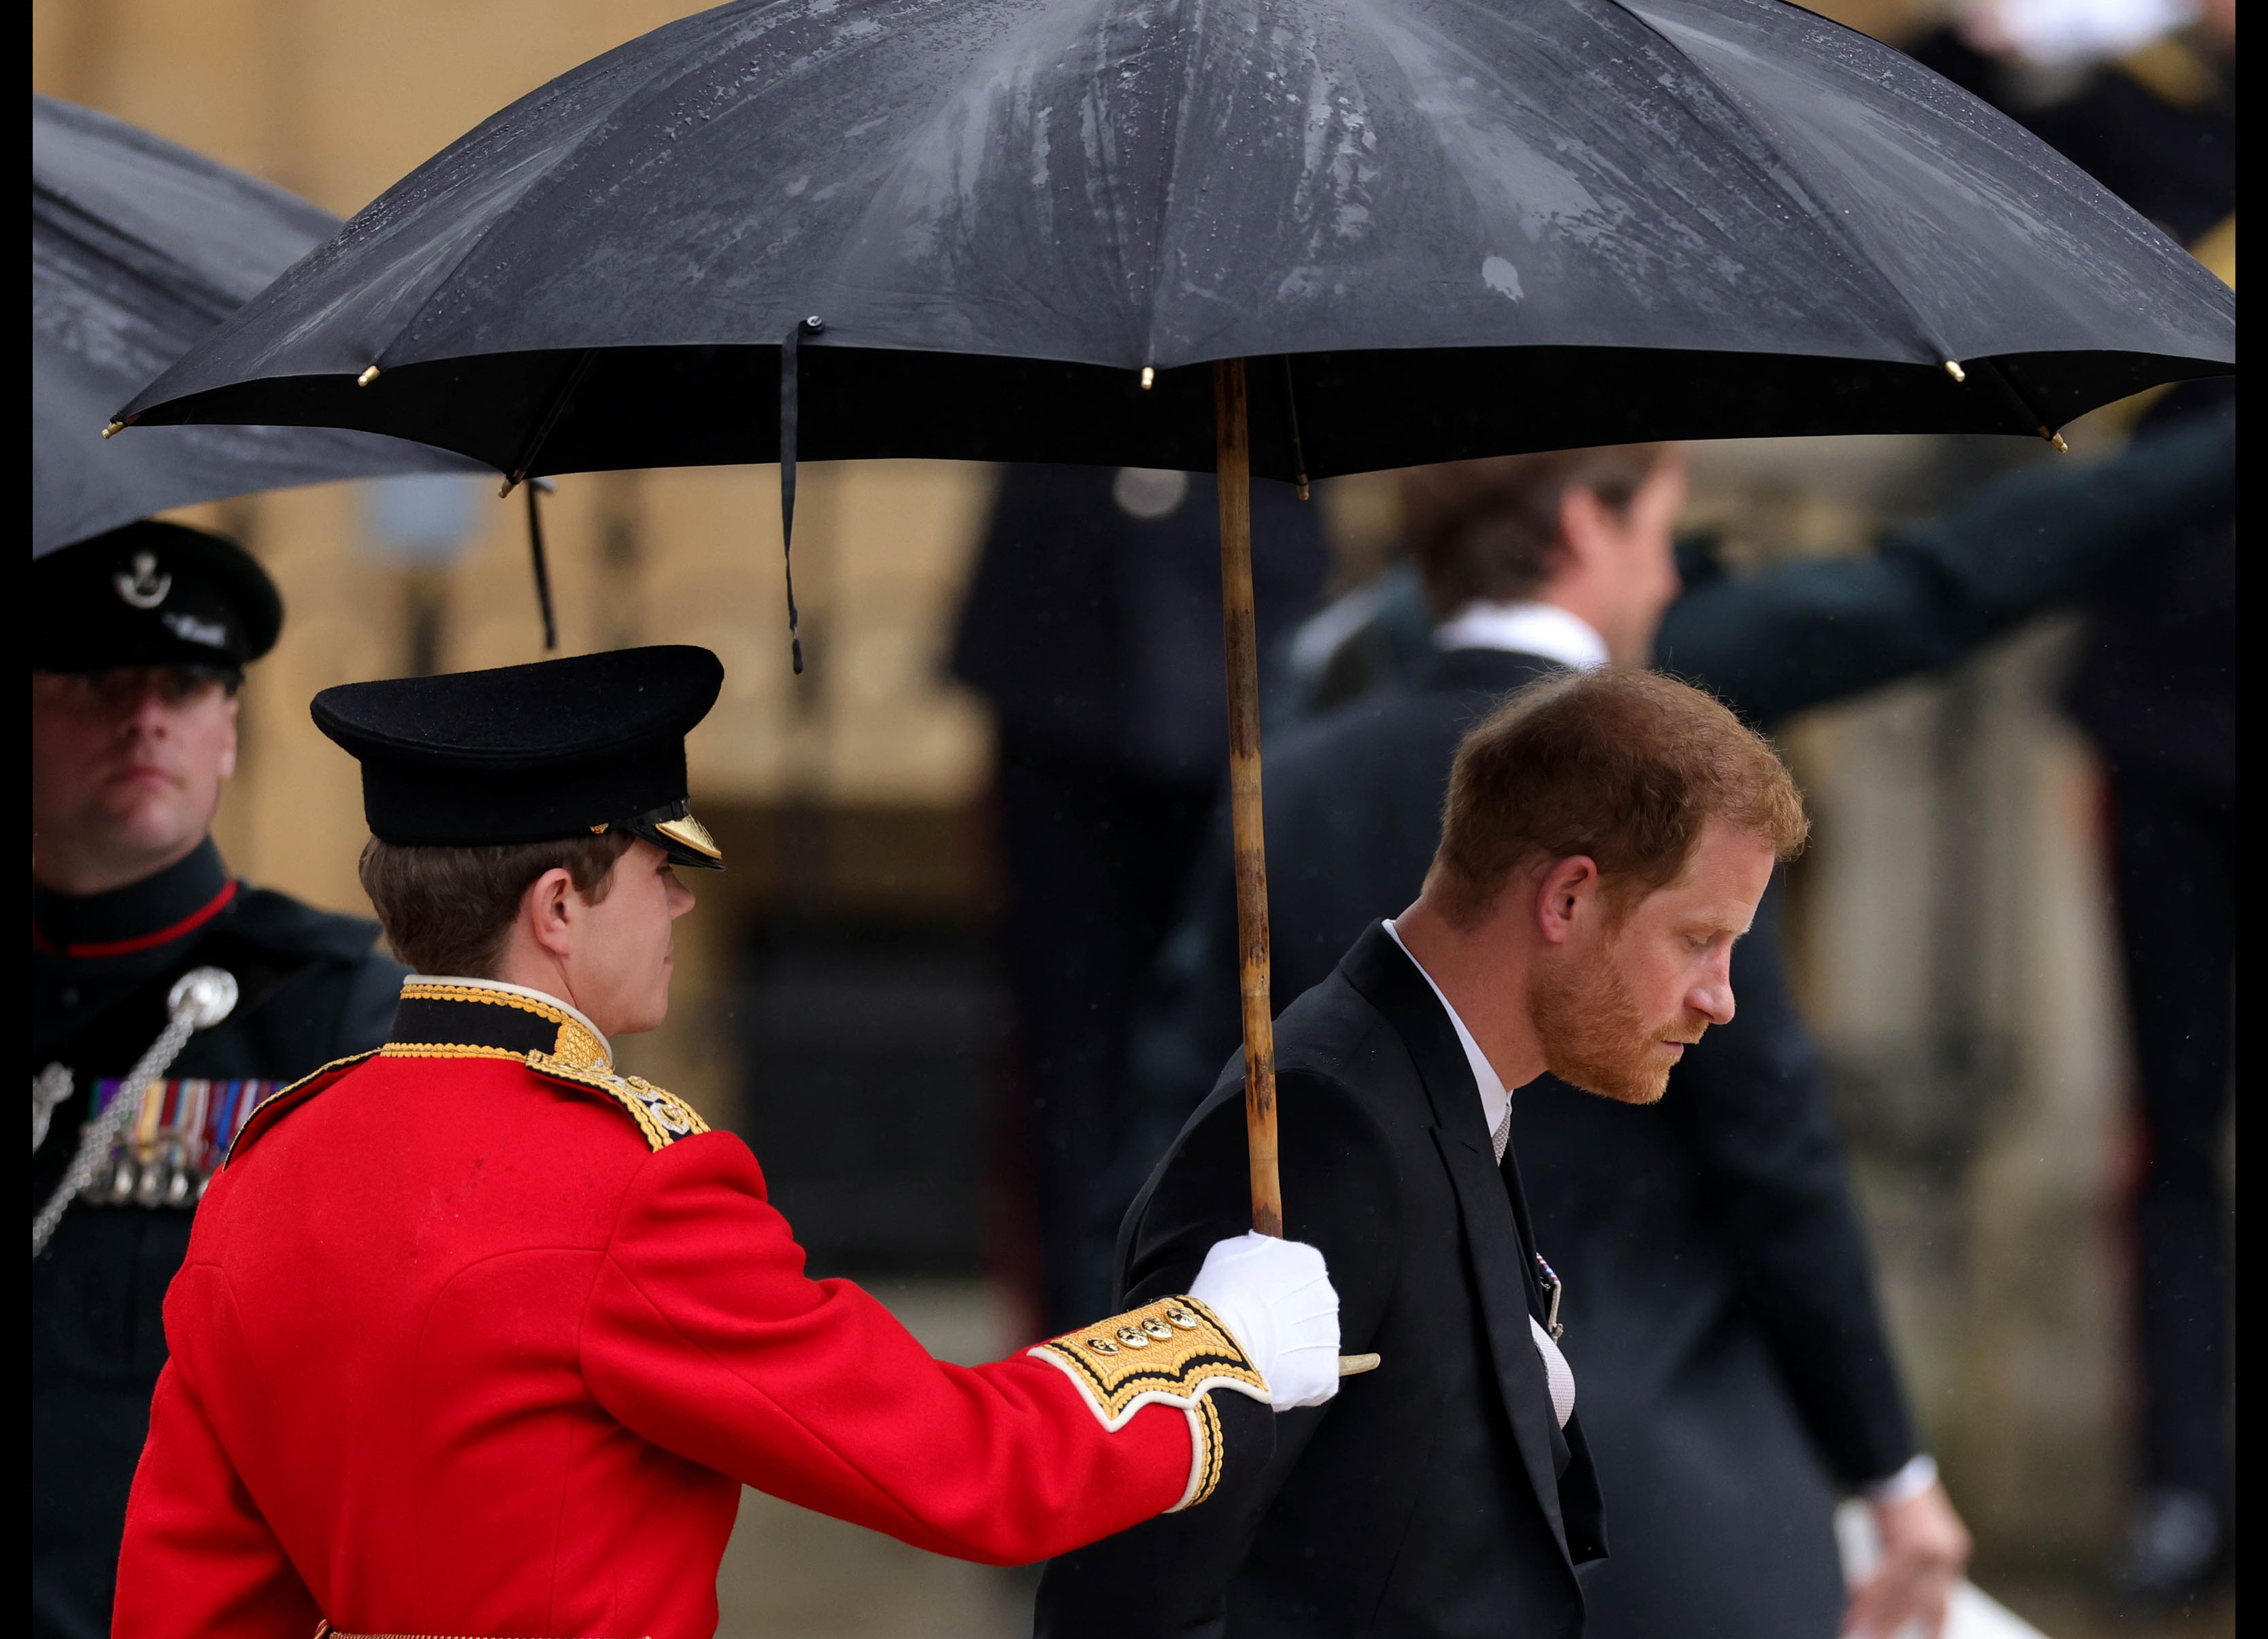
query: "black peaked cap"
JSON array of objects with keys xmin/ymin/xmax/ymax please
[
  {"xmin": 312, "ymin": 646, "xmax": 724, "ymax": 847},
  {"xmin": 31, "ymin": 520, "xmax": 283, "ymax": 672}
]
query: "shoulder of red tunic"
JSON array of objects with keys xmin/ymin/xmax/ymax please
[
  {"xmin": 223, "ymin": 1048, "xmax": 381, "ymax": 1165},
  {"xmin": 223, "ymin": 1044, "xmax": 711, "ymax": 1168},
  {"xmin": 519, "ymin": 1051, "xmax": 711, "ymax": 1152}
]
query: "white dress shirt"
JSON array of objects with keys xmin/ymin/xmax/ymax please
[
  {"xmin": 1383, "ymin": 918, "xmax": 1510, "ymax": 1159},
  {"xmin": 1384, "ymin": 919, "xmax": 1575, "ymax": 1427},
  {"xmin": 1433, "ymin": 599, "xmax": 1609, "ymax": 671}
]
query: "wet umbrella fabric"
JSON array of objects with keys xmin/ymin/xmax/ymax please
[
  {"xmin": 116, "ymin": 0, "xmax": 2230, "ymax": 477},
  {"xmin": 33, "ymin": 95, "xmax": 476, "ymax": 557}
]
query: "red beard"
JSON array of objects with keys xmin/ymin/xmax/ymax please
[{"xmin": 1529, "ymin": 943, "xmax": 1705, "ymax": 1106}]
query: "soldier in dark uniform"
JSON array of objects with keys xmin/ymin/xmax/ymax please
[{"xmin": 31, "ymin": 520, "xmax": 404, "ymax": 1639}]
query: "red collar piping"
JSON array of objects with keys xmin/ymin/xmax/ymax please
[{"xmin": 33, "ymin": 878, "xmax": 239, "ymax": 959}]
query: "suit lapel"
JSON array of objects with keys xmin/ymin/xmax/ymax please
[{"xmin": 1342, "ymin": 925, "xmax": 1573, "ymax": 1563}]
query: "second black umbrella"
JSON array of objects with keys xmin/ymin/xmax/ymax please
[{"xmin": 32, "ymin": 95, "xmax": 479, "ymax": 558}]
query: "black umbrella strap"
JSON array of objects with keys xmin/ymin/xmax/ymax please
[
  {"xmin": 780, "ymin": 315, "xmax": 823, "ymax": 675},
  {"xmin": 524, "ymin": 484, "xmax": 559, "ymax": 650},
  {"xmin": 1280, "ymin": 356, "xmax": 1312, "ymax": 501},
  {"xmin": 499, "ymin": 350, "xmax": 587, "ymax": 652}
]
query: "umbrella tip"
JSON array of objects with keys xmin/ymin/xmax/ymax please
[
  {"xmin": 1943, "ymin": 360, "xmax": 1966, "ymax": 383},
  {"xmin": 357, "ymin": 363, "xmax": 381, "ymax": 387},
  {"xmin": 2045, "ymin": 429, "xmax": 2069, "ymax": 453},
  {"xmin": 1140, "ymin": 366, "xmax": 1155, "ymax": 391},
  {"xmin": 101, "ymin": 419, "xmax": 126, "ymax": 440}
]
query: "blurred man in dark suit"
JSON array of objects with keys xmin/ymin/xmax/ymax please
[
  {"xmin": 1909, "ymin": 5, "xmax": 2235, "ymax": 1591},
  {"xmin": 952, "ymin": 466, "xmax": 1324, "ymax": 1329},
  {"xmin": 2064, "ymin": 395, "xmax": 2234, "ymax": 1601},
  {"xmin": 1116, "ymin": 414, "xmax": 2233, "ymax": 1638}
]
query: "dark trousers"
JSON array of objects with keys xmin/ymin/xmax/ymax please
[
  {"xmin": 2109, "ymin": 776, "xmax": 2233, "ymax": 1507},
  {"xmin": 997, "ymin": 743, "xmax": 1214, "ymax": 1331}
]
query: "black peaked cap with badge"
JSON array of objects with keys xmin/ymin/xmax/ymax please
[
  {"xmin": 32, "ymin": 518, "xmax": 284, "ymax": 674},
  {"xmin": 311, "ymin": 645, "xmax": 727, "ymax": 870}
]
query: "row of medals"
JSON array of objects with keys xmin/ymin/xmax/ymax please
[{"xmin": 90, "ymin": 1136, "xmax": 213, "ymax": 1210}]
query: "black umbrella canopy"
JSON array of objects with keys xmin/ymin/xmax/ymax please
[
  {"xmin": 115, "ymin": 0, "xmax": 2231, "ymax": 481},
  {"xmin": 109, "ymin": 0, "xmax": 2235, "ymax": 1240},
  {"xmin": 33, "ymin": 94, "xmax": 478, "ymax": 557}
]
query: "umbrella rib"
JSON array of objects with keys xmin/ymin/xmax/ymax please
[
  {"xmin": 1603, "ymin": 0, "xmax": 1960, "ymax": 376},
  {"xmin": 337, "ymin": 27, "xmax": 728, "ymax": 374},
  {"xmin": 367, "ymin": 6, "xmax": 892, "ymax": 375},
  {"xmin": 1137, "ymin": 0, "xmax": 1208, "ymax": 369}
]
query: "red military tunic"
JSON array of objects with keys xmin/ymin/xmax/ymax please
[{"xmin": 114, "ymin": 978, "xmax": 1264, "ymax": 1638}]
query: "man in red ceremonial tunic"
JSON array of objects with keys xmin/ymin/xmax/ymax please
[{"xmin": 114, "ymin": 647, "xmax": 1341, "ymax": 1638}]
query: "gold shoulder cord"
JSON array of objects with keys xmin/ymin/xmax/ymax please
[
  {"xmin": 523, "ymin": 1052, "xmax": 710, "ymax": 1152},
  {"xmin": 1028, "ymin": 1295, "xmax": 1268, "ymax": 1511}
]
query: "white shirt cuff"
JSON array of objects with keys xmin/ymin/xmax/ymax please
[{"xmin": 1863, "ymin": 1453, "xmax": 1938, "ymax": 1506}]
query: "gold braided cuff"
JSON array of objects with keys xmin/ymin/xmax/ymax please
[
  {"xmin": 1029, "ymin": 1295, "xmax": 1263, "ymax": 1513},
  {"xmin": 1173, "ymin": 1395, "xmax": 1227, "ymax": 1512},
  {"xmin": 1028, "ymin": 1295, "xmax": 1269, "ymax": 1427}
]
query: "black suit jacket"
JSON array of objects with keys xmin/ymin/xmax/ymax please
[
  {"xmin": 1116, "ymin": 646, "xmax": 1912, "ymax": 1637},
  {"xmin": 1115, "ymin": 648, "xmax": 1559, "ymax": 1197},
  {"xmin": 1040, "ymin": 923, "xmax": 1603, "ymax": 1639}
]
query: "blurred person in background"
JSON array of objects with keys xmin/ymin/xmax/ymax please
[
  {"xmin": 1910, "ymin": 0, "xmax": 2235, "ymax": 1600},
  {"xmin": 1912, "ymin": 0, "xmax": 2231, "ymax": 261},
  {"xmin": 31, "ymin": 521, "xmax": 403, "ymax": 1639},
  {"xmin": 1122, "ymin": 412, "xmax": 2233, "ymax": 1639},
  {"xmin": 952, "ymin": 465, "xmax": 1325, "ymax": 1331},
  {"xmin": 2065, "ymin": 394, "xmax": 2235, "ymax": 1607}
]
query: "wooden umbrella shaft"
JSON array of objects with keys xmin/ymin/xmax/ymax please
[{"xmin": 1214, "ymin": 358, "xmax": 1284, "ymax": 1238}]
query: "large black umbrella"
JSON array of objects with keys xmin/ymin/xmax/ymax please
[
  {"xmin": 112, "ymin": 0, "xmax": 2234, "ymax": 1234},
  {"xmin": 32, "ymin": 94, "xmax": 477, "ymax": 558}
]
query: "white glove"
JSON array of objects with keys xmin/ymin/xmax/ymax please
[{"xmin": 1188, "ymin": 1231, "xmax": 1341, "ymax": 1411}]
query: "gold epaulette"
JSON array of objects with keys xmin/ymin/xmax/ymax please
[
  {"xmin": 524, "ymin": 1051, "xmax": 710, "ymax": 1152},
  {"xmin": 224, "ymin": 1050, "xmax": 382, "ymax": 1166}
]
